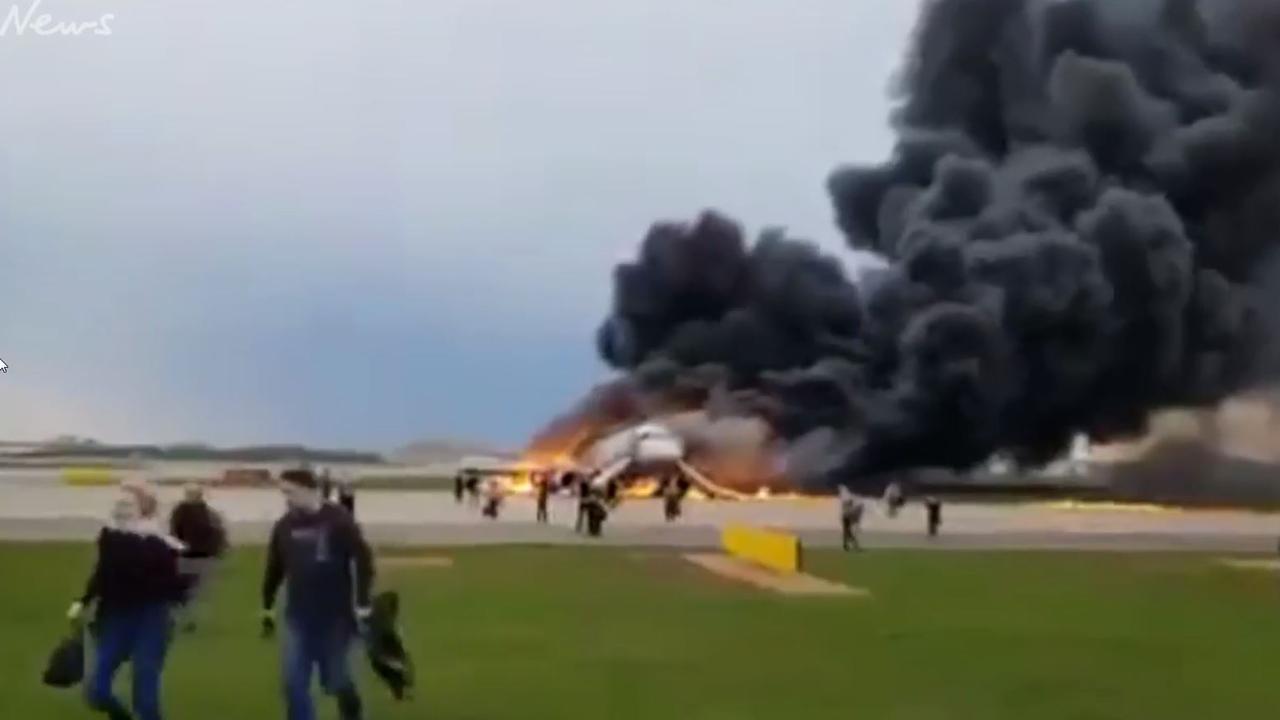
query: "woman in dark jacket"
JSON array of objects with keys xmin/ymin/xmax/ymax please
[{"xmin": 68, "ymin": 490, "xmax": 184, "ymax": 720}]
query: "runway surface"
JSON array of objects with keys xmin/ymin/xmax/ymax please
[{"xmin": 1, "ymin": 482, "xmax": 1278, "ymax": 551}]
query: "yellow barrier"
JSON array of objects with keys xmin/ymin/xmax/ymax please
[
  {"xmin": 721, "ymin": 524, "xmax": 802, "ymax": 574},
  {"xmin": 62, "ymin": 467, "xmax": 119, "ymax": 487}
]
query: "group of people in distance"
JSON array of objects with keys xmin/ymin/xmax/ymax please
[
  {"xmin": 453, "ymin": 467, "xmax": 949, "ymax": 552},
  {"xmin": 839, "ymin": 481, "xmax": 945, "ymax": 552},
  {"xmin": 454, "ymin": 468, "xmax": 689, "ymax": 538},
  {"xmin": 65, "ymin": 468, "xmax": 375, "ymax": 720},
  {"xmin": 452, "ymin": 469, "xmax": 508, "ymax": 519}
]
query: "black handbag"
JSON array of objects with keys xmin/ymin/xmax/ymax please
[
  {"xmin": 42, "ymin": 628, "xmax": 85, "ymax": 689},
  {"xmin": 365, "ymin": 591, "xmax": 415, "ymax": 701}
]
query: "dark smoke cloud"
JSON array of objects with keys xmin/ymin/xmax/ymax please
[
  {"xmin": 597, "ymin": 213, "xmax": 862, "ymax": 376},
  {"xmin": 576, "ymin": 0, "xmax": 1280, "ymax": 489}
]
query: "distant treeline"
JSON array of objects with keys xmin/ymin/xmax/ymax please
[{"xmin": 14, "ymin": 443, "xmax": 384, "ymax": 464}]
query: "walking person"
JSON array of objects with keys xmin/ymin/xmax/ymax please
[
  {"xmin": 262, "ymin": 469, "xmax": 375, "ymax": 720},
  {"xmin": 464, "ymin": 472, "xmax": 481, "ymax": 506},
  {"xmin": 168, "ymin": 483, "xmax": 228, "ymax": 632},
  {"xmin": 584, "ymin": 488, "xmax": 608, "ymax": 538},
  {"xmin": 453, "ymin": 471, "xmax": 465, "ymax": 504},
  {"xmin": 336, "ymin": 478, "xmax": 356, "ymax": 516},
  {"xmin": 573, "ymin": 473, "xmax": 590, "ymax": 533},
  {"xmin": 883, "ymin": 480, "xmax": 905, "ymax": 518},
  {"xmin": 481, "ymin": 477, "xmax": 504, "ymax": 520},
  {"xmin": 925, "ymin": 496, "xmax": 943, "ymax": 538},
  {"xmin": 535, "ymin": 473, "xmax": 550, "ymax": 524},
  {"xmin": 603, "ymin": 478, "xmax": 620, "ymax": 509},
  {"xmin": 319, "ymin": 468, "xmax": 335, "ymax": 503},
  {"xmin": 69, "ymin": 483, "xmax": 185, "ymax": 720},
  {"xmin": 662, "ymin": 475, "xmax": 684, "ymax": 522},
  {"xmin": 839, "ymin": 486, "xmax": 864, "ymax": 552}
]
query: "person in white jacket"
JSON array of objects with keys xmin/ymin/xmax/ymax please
[{"xmin": 839, "ymin": 486, "xmax": 865, "ymax": 552}]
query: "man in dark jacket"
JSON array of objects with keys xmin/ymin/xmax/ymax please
[
  {"xmin": 169, "ymin": 483, "xmax": 227, "ymax": 631},
  {"xmin": 262, "ymin": 469, "xmax": 375, "ymax": 720}
]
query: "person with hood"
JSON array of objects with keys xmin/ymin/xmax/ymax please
[
  {"xmin": 262, "ymin": 468, "xmax": 375, "ymax": 720},
  {"xmin": 69, "ymin": 481, "xmax": 185, "ymax": 720},
  {"xmin": 169, "ymin": 483, "xmax": 228, "ymax": 631}
]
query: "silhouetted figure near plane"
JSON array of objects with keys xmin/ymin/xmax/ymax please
[
  {"xmin": 481, "ymin": 478, "xmax": 503, "ymax": 520},
  {"xmin": 464, "ymin": 473, "xmax": 481, "ymax": 506},
  {"xmin": 925, "ymin": 496, "xmax": 942, "ymax": 538},
  {"xmin": 535, "ymin": 474, "xmax": 550, "ymax": 524},
  {"xmin": 839, "ymin": 486, "xmax": 864, "ymax": 552},
  {"xmin": 884, "ymin": 481, "xmax": 905, "ymax": 518},
  {"xmin": 584, "ymin": 489, "xmax": 607, "ymax": 538},
  {"xmin": 572, "ymin": 473, "xmax": 590, "ymax": 534},
  {"xmin": 662, "ymin": 475, "xmax": 684, "ymax": 522}
]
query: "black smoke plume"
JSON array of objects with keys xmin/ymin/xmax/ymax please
[{"xmin": 571, "ymin": 0, "xmax": 1280, "ymax": 489}]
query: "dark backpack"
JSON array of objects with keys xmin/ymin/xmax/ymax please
[
  {"xmin": 366, "ymin": 591, "xmax": 415, "ymax": 701},
  {"xmin": 42, "ymin": 629, "xmax": 84, "ymax": 689}
]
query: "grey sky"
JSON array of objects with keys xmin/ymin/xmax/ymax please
[{"xmin": 0, "ymin": 0, "xmax": 918, "ymax": 449}]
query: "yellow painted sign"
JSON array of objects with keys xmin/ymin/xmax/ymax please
[
  {"xmin": 721, "ymin": 524, "xmax": 802, "ymax": 574},
  {"xmin": 62, "ymin": 467, "xmax": 119, "ymax": 487}
]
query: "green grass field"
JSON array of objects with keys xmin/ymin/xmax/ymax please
[{"xmin": 2, "ymin": 543, "xmax": 1278, "ymax": 719}]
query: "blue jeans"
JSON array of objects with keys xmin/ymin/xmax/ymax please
[
  {"xmin": 86, "ymin": 604, "xmax": 172, "ymax": 720},
  {"xmin": 281, "ymin": 619, "xmax": 362, "ymax": 720}
]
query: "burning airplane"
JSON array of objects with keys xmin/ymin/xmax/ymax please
[
  {"xmin": 529, "ymin": 0, "xmax": 1280, "ymax": 499},
  {"xmin": 576, "ymin": 421, "xmax": 753, "ymax": 500}
]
